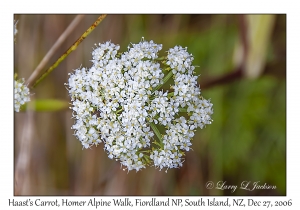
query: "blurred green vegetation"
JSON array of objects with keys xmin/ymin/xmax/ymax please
[{"xmin": 14, "ymin": 14, "xmax": 285, "ymax": 195}]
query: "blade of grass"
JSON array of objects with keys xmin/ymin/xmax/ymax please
[
  {"xmin": 28, "ymin": 14, "xmax": 107, "ymax": 88},
  {"xmin": 26, "ymin": 15, "xmax": 85, "ymax": 87}
]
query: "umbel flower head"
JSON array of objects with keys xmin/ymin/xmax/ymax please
[
  {"xmin": 66, "ymin": 38, "xmax": 213, "ymax": 172},
  {"xmin": 14, "ymin": 78, "xmax": 30, "ymax": 112}
]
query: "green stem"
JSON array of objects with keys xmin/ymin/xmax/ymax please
[
  {"xmin": 179, "ymin": 108, "xmax": 187, "ymax": 112},
  {"xmin": 32, "ymin": 15, "xmax": 107, "ymax": 88},
  {"xmin": 116, "ymin": 107, "xmax": 123, "ymax": 114},
  {"xmin": 167, "ymin": 92, "xmax": 174, "ymax": 97},
  {"xmin": 152, "ymin": 70, "xmax": 173, "ymax": 92},
  {"xmin": 155, "ymin": 56, "xmax": 166, "ymax": 61},
  {"xmin": 149, "ymin": 122, "xmax": 163, "ymax": 145}
]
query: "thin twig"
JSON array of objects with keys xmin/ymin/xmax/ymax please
[
  {"xmin": 199, "ymin": 60, "xmax": 285, "ymax": 90},
  {"xmin": 200, "ymin": 66, "xmax": 243, "ymax": 90},
  {"xmin": 26, "ymin": 15, "xmax": 85, "ymax": 87},
  {"xmin": 28, "ymin": 14, "xmax": 107, "ymax": 88}
]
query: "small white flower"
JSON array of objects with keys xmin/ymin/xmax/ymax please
[{"xmin": 14, "ymin": 78, "xmax": 30, "ymax": 112}]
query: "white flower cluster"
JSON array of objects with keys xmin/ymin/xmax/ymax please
[
  {"xmin": 67, "ymin": 38, "xmax": 213, "ymax": 172},
  {"xmin": 14, "ymin": 78, "xmax": 30, "ymax": 112}
]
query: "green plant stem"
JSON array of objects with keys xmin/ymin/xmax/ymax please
[
  {"xmin": 155, "ymin": 56, "xmax": 166, "ymax": 61},
  {"xmin": 179, "ymin": 108, "xmax": 187, "ymax": 112},
  {"xmin": 116, "ymin": 108, "xmax": 123, "ymax": 114},
  {"xmin": 149, "ymin": 122, "xmax": 163, "ymax": 146},
  {"xmin": 167, "ymin": 92, "xmax": 174, "ymax": 97},
  {"xmin": 31, "ymin": 14, "xmax": 107, "ymax": 88},
  {"xmin": 152, "ymin": 70, "xmax": 173, "ymax": 92}
]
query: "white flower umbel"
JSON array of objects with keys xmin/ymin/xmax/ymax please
[
  {"xmin": 14, "ymin": 78, "xmax": 30, "ymax": 112},
  {"xmin": 66, "ymin": 38, "xmax": 213, "ymax": 172}
]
